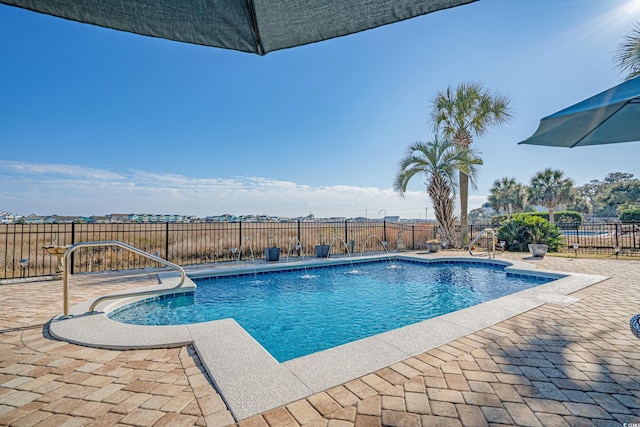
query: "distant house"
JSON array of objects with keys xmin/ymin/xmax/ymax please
[
  {"xmin": 23, "ymin": 214, "xmax": 45, "ymax": 224},
  {"xmin": 107, "ymin": 214, "xmax": 130, "ymax": 223},
  {"xmin": 0, "ymin": 212, "xmax": 15, "ymax": 224},
  {"xmin": 206, "ymin": 214, "xmax": 237, "ymax": 222},
  {"xmin": 124, "ymin": 213, "xmax": 192, "ymax": 223},
  {"xmin": 44, "ymin": 215, "xmax": 76, "ymax": 223},
  {"xmin": 167, "ymin": 214, "xmax": 188, "ymax": 223}
]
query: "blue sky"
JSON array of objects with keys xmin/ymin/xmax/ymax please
[{"xmin": 2, "ymin": 0, "xmax": 640, "ymax": 219}]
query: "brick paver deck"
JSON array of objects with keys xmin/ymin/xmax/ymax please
[{"xmin": 1, "ymin": 253, "xmax": 639, "ymax": 426}]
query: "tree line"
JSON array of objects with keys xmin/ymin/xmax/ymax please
[{"xmin": 470, "ymin": 171, "xmax": 640, "ymax": 224}]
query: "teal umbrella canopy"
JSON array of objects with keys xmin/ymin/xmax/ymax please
[
  {"xmin": 0, "ymin": 0, "xmax": 476, "ymax": 55},
  {"xmin": 519, "ymin": 76, "xmax": 640, "ymax": 148}
]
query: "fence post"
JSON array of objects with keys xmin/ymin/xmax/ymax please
[
  {"xmin": 165, "ymin": 222, "xmax": 170, "ymax": 261},
  {"xmin": 238, "ymin": 221, "xmax": 243, "ymax": 261},
  {"xmin": 70, "ymin": 222, "xmax": 76, "ymax": 274},
  {"xmin": 344, "ymin": 220, "xmax": 348, "ymax": 253},
  {"xmin": 297, "ymin": 220, "xmax": 301, "ymax": 256},
  {"xmin": 18, "ymin": 224, "xmax": 26, "ymax": 278},
  {"xmin": 412, "ymin": 225, "xmax": 415, "ymax": 250},
  {"xmin": 383, "ymin": 219, "xmax": 387, "ymax": 243}
]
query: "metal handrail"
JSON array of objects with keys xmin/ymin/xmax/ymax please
[
  {"xmin": 468, "ymin": 228, "xmax": 496, "ymax": 259},
  {"xmin": 62, "ymin": 241, "xmax": 186, "ymax": 317}
]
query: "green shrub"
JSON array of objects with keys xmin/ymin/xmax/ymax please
[
  {"xmin": 619, "ymin": 208, "xmax": 640, "ymax": 222},
  {"xmin": 496, "ymin": 214, "xmax": 563, "ymax": 252},
  {"xmin": 495, "ymin": 218, "xmax": 529, "ymax": 252}
]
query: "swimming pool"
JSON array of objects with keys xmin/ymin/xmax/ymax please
[
  {"xmin": 110, "ymin": 259, "xmax": 552, "ymax": 362},
  {"xmin": 50, "ymin": 254, "xmax": 606, "ymax": 420}
]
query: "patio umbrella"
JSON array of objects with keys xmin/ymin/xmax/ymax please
[
  {"xmin": 519, "ymin": 76, "xmax": 640, "ymax": 148},
  {"xmin": 0, "ymin": 0, "xmax": 476, "ymax": 55}
]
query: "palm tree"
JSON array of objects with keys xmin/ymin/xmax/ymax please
[
  {"xmin": 394, "ymin": 137, "xmax": 481, "ymax": 247},
  {"xmin": 488, "ymin": 177, "xmax": 525, "ymax": 220},
  {"xmin": 527, "ymin": 168, "xmax": 574, "ymax": 223},
  {"xmin": 615, "ymin": 21, "xmax": 640, "ymax": 81},
  {"xmin": 430, "ymin": 82, "xmax": 513, "ymax": 246}
]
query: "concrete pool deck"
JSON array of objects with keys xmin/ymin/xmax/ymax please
[{"xmin": 1, "ymin": 251, "xmax": 640, "ymax": 426}]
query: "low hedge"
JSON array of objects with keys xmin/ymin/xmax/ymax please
[
  {"xmin": 491, "ymin": 210, "xmax": 582, "ymax": 227},
  {"xmin": 619, "ymin": 208, "xmax": 640, "ymax": 222}
]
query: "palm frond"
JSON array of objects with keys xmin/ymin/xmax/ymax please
[{"xmin": 615, "ymin": 21, "xmax": 640, "ymax": 81}]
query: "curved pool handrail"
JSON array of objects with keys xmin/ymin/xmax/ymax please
[
  {"xmin": 62, "ymin": 241, "xmax": 186, "ymax": 317},
  {"xmin": 468, "ymin": 228, "xmax": 496, "ymax": 259}
]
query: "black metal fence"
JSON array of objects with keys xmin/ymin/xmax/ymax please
[
  {"xmin": 5, "ymin": 220, "xmax": 637, "ymax": 281},
  {"xmin": 557, "ymin": 222, "xmax": 639, "ymax": 256},
  {"xmin": 0, "ymin": 221, "xmax": 436, "ymax": 280},
  {"xmin": 469, "ymin": 222, "xmax": 640, "ymax": 257}
]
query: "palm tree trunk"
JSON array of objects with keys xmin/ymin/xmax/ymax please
[
  {"xmin": 459, "ymin": 171, "xmax": 469, "ymax": 248},
  {"xmin": 454, "ymin": 129, "xmax": 472, "ymax": 250},
  {"xmin": 428, "ymin": 174, "xmax": 457, "ymax": 247}
]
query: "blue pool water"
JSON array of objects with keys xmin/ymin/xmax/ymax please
[
  {"xmin": 110, "ymin": 260, "xmax": 552, "ymax": 362},
  {"xmin": 561, "ymin": 230, "xmax": 608, "ymax": 237}
]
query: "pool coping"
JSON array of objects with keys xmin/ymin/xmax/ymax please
[{"xmin": 48, "ymin": 253, "xmax": 608, "ymax": 421}]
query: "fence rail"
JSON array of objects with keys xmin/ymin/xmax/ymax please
[{"xmin": 0, "ymin": 221, "xmax": 436, "ymax": 280}]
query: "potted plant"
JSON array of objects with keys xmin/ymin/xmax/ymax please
[
  {"xmin": 316, "ymin": 242, "xmax": 330, "ymax": 257},
  {"xmin": 631, "ymin": 314, "xmax": 640, "ymax": 340},
  {"xmin": 264, "ymin": 247, "xmax": 280, "ymax": 261},
  {"xmin": 426, "ymin": 239, "xmax": 441, "ymax": 252},
  {"xmin": 497, "ymin": 214, "xmax": 562, "ymax": 258},
  {"xmin": 526, "ymin": 224, "xmax": 545, "ymax": 257},
  {"xmin": 264, "ymin": 235, "xmax": 281, "ymax": 261},
  {"xmin": 526, "ymin": 217, "xmax": 557, "ymax": 258},
  {"xmin": 527, "ymin": 243, "xmax": 548, "ymax": 258}
]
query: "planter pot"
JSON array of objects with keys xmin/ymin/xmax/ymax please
[
  {"xmin": 630, "ymin": 314, "xmax": 640, "ymax": 340},
  {"xmin": 264, "ymin": 247, "xmax": 281, "ymax": 262},
  {"xmin": 528, "ymin": 243, "xmax": 548, "ymax": 258},
  {"xmin": 316, "ymin": 245, "xmax": 330, "ymax": 258},
  {"xmin": 426, "ymin": 242, "xmax": 441, "ymax": 253}
]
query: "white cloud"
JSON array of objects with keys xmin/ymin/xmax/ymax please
[
  {"xmin": 0, "ymin": 161, "xmax": 488, "ymax": 218},
  {"xmin": 0, "ymin": 160, "xmax": 124, "ymax": 181}
]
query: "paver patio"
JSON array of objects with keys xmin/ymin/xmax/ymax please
[{"xmin": 0, "ymin": 252, "xmax": 639, "ymax": 426}]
